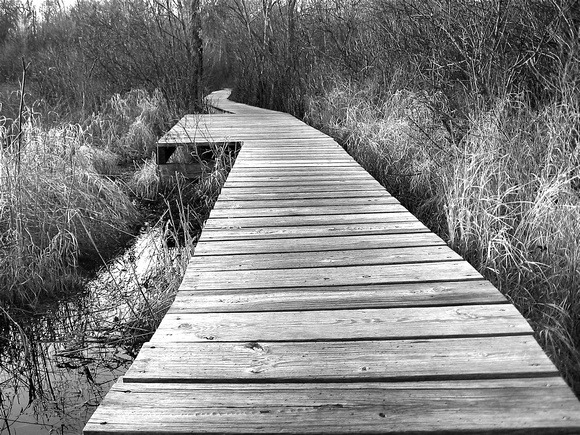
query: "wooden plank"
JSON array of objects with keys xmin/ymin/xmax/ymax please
[
  {"xmin": 236, "ymin": 150, "xmax": 352, "ymax": 156},
  {"xmin": 232, "ymin": 161, "xmax": 357, "ymax": 167},
  {"xmin": 222, "ymin": 179, "xmax": 383, "ymax": 188},
  {"xmin": 219, "ymin": 184, "xmax": 386, "ymax": 194},
  {"xmin": 161, "ymin": 131, "xmax": 331, "ymax": 138},
  {"xmin": 236, "ymin": 152, "xmax": 346, "ymax": 157},
  {"xmin": 186, "ymin": 122, "xmax": 302, "ymax": 128},
  {"xmin": 237, "ymin": 141, "xmax": 340, "ymax": 146},
  {"xmin": 224, "ymin": 175, "xmax": 374, "ymax": 184},
  {"xmin": 217, "ymin": 189, "xmax": 394, "ymax": 201},
  {"xmin": 195, "ymin": 232, "xmax": 445, "ymax": 255},
  {"xmin": 192, "ymin": 120, "xmax": 304, "ymax": 126},
  {"xmin": 237, "ymin": 145, "xmax": 345, "ymax": 150},
  {"xmin": 84, "ymin": 378, "xmax": 580, "ymax": 435},
  {"xmin": 179, "ymin": 125, "xmax": 318, "ymax": 131},
  {"xmin": 236, "ymin": 139, "xmax": 323, "ymax": 143},
  {"xmin": 160, "ymin": 132, "xmax": 331, "ymax": 143},
  {"xmin": 123, "ymin": 336, "xmax": 559, "ymax": 383},
  {"xmin": 208, "ymin": 203, "xmax": 407, "ymax": 218},
  {"xmin": 235, "ymin": 157, "xmax": 354, "ymax": 162},
  {"xmin": 199, "ymin": 221, "xmax": 429, "ymax": 240},
  {"xmin": 231, "ymin": 159, "xmax": 356, "ymax": 166},
  {"xmin": 163, "ymin": 121, "xmax": 318, "ymax": 130},
  {"xmin": 204, "ymin": 213, "xmax": 420, "ymax": 229},
  {"xmin": 189, "ymin": 246, "xmax": 459, "ymax": 271},
  {"xmin": 151, "ymin": 304, "xmax": 533, "ymax": 343},
  {"xmin": 238, "ymin": 144, "xmax": 342, "ymax": 150},
  {"xmin": 226, "ymin": 173, "xmax": 372, "ymax": 182},
  {"xmin": 169, "ymin": 280, "xmax": 508, "ymax": 314},
  {"xmin": 212, "ymin": 197, "xmax": 400, "ymax": 210},
  {"xmin": 236, "ymin": 154, "xmax": 348, "ymax": 159},
  {"xmin": 227, "ymin": 167, "xmax": 369, "ymax": 176},
  {"xmin": 183, "ymin": 262, "xmax": 482, "ymax": 290},
  {"xmin": 195, "ymin": 121, "xmax": 304, "ymax": 126}
]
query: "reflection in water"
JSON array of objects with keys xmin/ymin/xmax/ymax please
[{"xmin": 0, "ymin": 226, "xmax": 184, "ymax": 434}]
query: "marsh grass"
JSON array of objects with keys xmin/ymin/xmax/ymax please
[
  {"xmin": 79, "ymin": 89, "xmax": 173, "ymax": 164},
  {"xmin": 131, "ymin": 155, "xmax": 162, "ymax": 201},
  {"xmin": 0, "ymin": 88, "xmax": 177, "ymax": 307},
  {"xmin": 306, "ymin": 80, "xmax": 580, "ymax": 394},
  {"xmin": 0, "ymin": 121, "xmax": 140, "ymax": 305}
]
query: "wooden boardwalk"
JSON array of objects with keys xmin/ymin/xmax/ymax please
[{"xmin": 84, "ymin": 90, "xmax": 580, "ymax": 434}]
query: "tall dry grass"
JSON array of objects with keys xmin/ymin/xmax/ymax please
[
  {"xmin": 0, "ymin": 88, "xmax": 175, "ymax": 306},
  {"xmin": 0, "ymin": 120, "xmax": 140, "ymax": 305},
  {"xmin": 305, "ymin": 79, "xmax": 580, "ymax": 394},
  {"xmin": 443, "ymin": 96, "xmax": 580, "ymax": 387}
]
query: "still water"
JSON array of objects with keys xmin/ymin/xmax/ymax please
[{"xmin": 0, "ymin": 226, "xmax": 182, "ymax": 434}]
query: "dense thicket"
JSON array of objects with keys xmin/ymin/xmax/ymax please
[
  {"xmin": 0, "ymin": 0, "xmax": 204, "ymax": 114},
  {"xmin": 2, "ymin": 0, "xmax": 577, "ymax": 114},
  {"xmin": 212, "ymin": 0, "xmax": 579, "ymax": 114}
]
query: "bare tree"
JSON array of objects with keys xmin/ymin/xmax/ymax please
[{"xmin": 189, "ymin": 0, "xmax": 203, "ymax": 108}]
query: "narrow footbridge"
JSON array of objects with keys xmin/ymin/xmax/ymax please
[{"xmin": 84, "ymin": 90, "xmax": 580, "ymax": 434}]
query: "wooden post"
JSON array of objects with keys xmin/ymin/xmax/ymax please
[{"xmin": 156, "ymin": 145, "xmax": 176, "ymax": 165}]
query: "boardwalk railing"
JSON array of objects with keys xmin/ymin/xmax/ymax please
[{"xmin": 84, "ymin": 89, "xmax": 580, "ymax": 434}]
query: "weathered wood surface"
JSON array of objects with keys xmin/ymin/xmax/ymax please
[
  {"xmin": 150, "ymin": 304, "xmax": 533, "ymax": 343},
  {"xmin": 194, "ymin": 232, "xmax": 447, "ymax": 255},
  {"xmin": 85, "ymin": 379, "xmax": 580, "ymax": 434},
  {"xmin": 199, "ymin": 221, "xmax": 430, "ymax": 240},
  {"xmin": 122, "ymin": 336, "xmax": 558, "ymax": 383},
  {"xmin": 85, "ymin": 89, "xmax": 580, "ymax": 434},
  {"xmin": 183, "ymin": 262, "xmax": 482, "ymax": 290},
  {"xmin": 188, "ymin": 246, "xmax": 460, "ymax": 271},
  {"xmin": 203, "ymin": 212, "xmax": 424, "ymax": 229},
  {"xmin": 168, "ymin": 280, "xmax": 508, "ymax": 314}
]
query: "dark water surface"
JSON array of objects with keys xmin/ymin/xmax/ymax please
[
  {"xmin": 1, "ymin": 227, "xmax": 177, "ymax": 434},
  {"xmin": 0, "ymin": 295, "xmax": 134, "ymax": 434}
]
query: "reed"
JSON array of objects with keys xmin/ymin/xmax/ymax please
[
  {"xmin": 443, "ymin": 95, "xmax": 580, "ymax": 389},
  {"xmin": 131, "ymin": 155, "xmax": 162, "ymax": 201},
  {"xmin": 0, "ymin": 88, "xmax": 175, "ymax": 306},
  {"xmin": 0, "ymin": 120, "xmax": 140, "ymax": 305},
  {"xmin": 304, "ymin": 77, "xmax": 446, "ymax": 225}
]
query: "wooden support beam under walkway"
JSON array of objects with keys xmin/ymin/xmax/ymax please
[{"xmin": 84, "ymin": 89, "xmax": 580, "ymax": 434}]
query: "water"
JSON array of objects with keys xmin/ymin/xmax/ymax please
[
  {"xmin": 0, "ymin": 298, "xmax": 134, "ymax": 434},
  {"xmin": 0, "ymin": 226, "xmax": 183, "ymax": 434}
]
